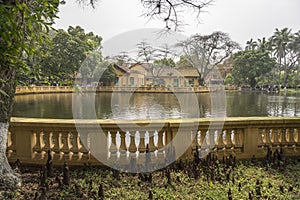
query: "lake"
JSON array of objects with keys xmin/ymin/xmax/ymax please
[{"xmin": 12, "ymin": 91, "xmax": 300, "ymax": 119}]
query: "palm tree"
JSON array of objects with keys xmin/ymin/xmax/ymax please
[
  {"xmin": 290, "ymin": 31, "xmax": 300, "ymax": 87},
  {"xmin": 245, "ymin": 38, "xmax": 258, "ymax": 50},
  {"xmin": 257, "ymin": 37, "xmax": 271, "ymax": 53},
  {"xmin": 271, "ymin": 28, "xmax": 292, "ymax": 88}
]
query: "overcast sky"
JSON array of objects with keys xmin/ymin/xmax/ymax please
[{"xmin": 54, "ymin": 0, "xmax": 300, "ymax": 48}]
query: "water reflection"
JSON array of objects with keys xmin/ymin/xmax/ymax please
[{"xmin": 12, "ymin": 91, "xmax": 300, "ymax": 119}]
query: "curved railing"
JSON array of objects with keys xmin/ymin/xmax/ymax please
[
  {"xmin": 7, "ymin": 117, "xmax": 300, "ymax": 166},
  {"xmin": 15, "ymin": 85, "xmax": 239, "ymax": 95}
]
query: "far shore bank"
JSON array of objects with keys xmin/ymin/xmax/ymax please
[{"xmin": 15, "ymin": 85, "xmax": 240, "ymax": 95}]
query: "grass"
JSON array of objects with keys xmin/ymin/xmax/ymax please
[{"xmin": 1, "ymin": 157, "xmax": 300, "ymax": 200}]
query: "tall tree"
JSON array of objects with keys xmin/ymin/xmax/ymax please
[
  {"xmin": 232, "ymin": 50, "xmax": 275, "ymax": 88},
  {"xmin": 0, "ymin": 0, "xmax": 59, "ymax": 187},
  {"xmin": 270, "ymin": 28, "xmax": 292, "ymax": 87},
  {"xmin": 291, "ymin": 31, "xmax": 300, "ymax": 86},
  {"xmin": 37, "ymin": 26, "xmax": 102, "ymax": 85},
  {"xmin": 177, "ymin": 31, "xmax": 240, "ymax": 85},
  {"xmin": 79, "ymin": 50, "xmax": 103, "ymax": 84}
]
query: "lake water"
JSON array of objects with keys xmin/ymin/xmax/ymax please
[{"xmin": 12, "ymin": 91, "xmax": 300, "ymax": 119}]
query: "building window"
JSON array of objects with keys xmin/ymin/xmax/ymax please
[
  {"xmin": 173, "ymin": 79, "xmax": 179, "ymax": 87},
  {"xmin": 114, "ymin": 77, "xmax": 119, "ymax": 85},
  {"xmin": 158, "ymin": 79, "xmax": 165, "ymax": 85},
  {"xmin": 130, "ymin": 77, "xmax": 134, "ymax": 85}
]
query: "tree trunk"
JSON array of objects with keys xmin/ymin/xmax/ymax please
[
  {"xmin": 0, "ymin": 122, "xmax": 21, "ymax": 188},
  {"xmin": 0, "ymin": 67, "xmax": 21, "ymax": 188}
]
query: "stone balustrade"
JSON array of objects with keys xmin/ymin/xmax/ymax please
[
  {"xmin": 6, "ymin": 117, "xmax": 300, "ymax": 167},
  {"xmin": 15, "ymin": 85, "xmax": 239, "ymax": 95}
]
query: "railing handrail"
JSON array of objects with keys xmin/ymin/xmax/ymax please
[
  {"xmin": 10, "ymin": 116, "xmax": 300, "ymax": 127},
  {"xmin": 14, "ymin": 85, "xmax": 239, "ymax": 95},
  {"xmin": 7, "ymin": 116, "xmax": 300, "ymax": 166}
]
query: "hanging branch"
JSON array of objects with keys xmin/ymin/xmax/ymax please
[
  {"xmin": 141, "ymin": 0, "xmax": 214, "ymax": 31},
  {"xmin": 75, "ymin": 0, "xmax": 213, "ymax": 31}
]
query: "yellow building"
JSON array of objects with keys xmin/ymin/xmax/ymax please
[
  {"xmin": 111, "ymin": 63, "xmax": 201, "ymax": 87},
  {"xmin": 129, "ymin": 63, "xmax": 200, "ymax": 87},
  {"xmin": 113, "ymin": 64, "xmax": 145, "ymax": 87}
]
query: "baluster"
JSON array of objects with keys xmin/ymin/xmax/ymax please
[
  {"xmin": 6, "ymin": 130, "xmax": 16, "ymax": 159},
  {"xmin": 257, "ymin": 129, "xmax": 264, "ymax": 145},
  {"xmin": 125, "ymin": 131, "xmax": 130, "ymax": 153},
  {"xmin": 116, "ymin": 131, "xmax": 121, "ymax": 159},
  {"xmin": 148, "ymin": 131, "xmax": 156, "ymax": 151},
  {"xmin": 285, "ymin": 128, "xmax": 293, "ymax": 143},
  {"xmin": 157, "ymin": 130, "xmax": 165, "ymax": 161},
  {"xmin": 281, "ymin": 129, "xmax": 288, "ymax": 144},
  {"xmin": 79, "ymin": 132, "xmax": 90, "ymax": 161},
  {"xmin": 128, "ymin": 131, "xmax": 137, "ymax": 153},
  {"xmin": 52, "ymin": 131, "xmax": 63, "ymax": 161},
  {"xmin": 274, "ymin": 128, "xmax": 280, "ymax": 145},
  {"xmin": 6, "ymin": 131, "xmax": 12, "ymax": 149},
  {"xmin": 43, "ymin": 131, "xmax": 53, "ymax": 152},
  {"xmin": 296, "ymin": 128, "xmax": 300, "ymax": 145},
  {"xmin": 216, "ymin": 130, "xmax": 224, "ymax": 148},
  {"xmin": 157, "ymin": 130, "xmax": 164, "ymax": 150},
  {"xmin": 235, "ymin": 129, "xmax": 244, "ymax": 147},
  {"xmin": 61, "ymin": 132, "xmax": 72, "ymax": 160},
  {"xmin": 138, "ymin": 131, "xmax": 146, "ymax": 153},
  {"xmin": 199, "ymin": 130, "xmax": 207, "ymax": 148},
  {"xmin": 164, "ymin": 127, "xmax": 172, "ymax": 146},
  {"xmin": 70, "ymin": 131, "xmax": 81, "ymax": 160},
  {"xmin": 225, "ymin": 129, "xmax": 233, "ymax": 148},
  {"xmin": 290, "ymin": 128, "xmax": 295, "ymax": 144},
  {"xmin": 33, "ymin": 131, "xmax": 45, "ymax": 160},
  {"xmin": 109, "ymin": 131, "xmax": 117, "ymax": 155},
  {"xmin": 208, "ymin": 130, "xmax": 216, "ymax": 149},
  {"xmin": 119, "ymin": 131, "xmax": 127, "ymax": 153},
  {"xmin": 195, "ymin": 131, "xmax": 200, "ymax": 146},
  {"xmin": 264, "ymin": 128, "xmax": 271, "ymax": 145},
  {"xmin": 117, "ymin": 131, "xmax": 127, "ymax": 162}
]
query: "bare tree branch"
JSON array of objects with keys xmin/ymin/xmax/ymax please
[
  {"xmin": 141, "ymin": 0, "xmax": 213, "ymax": 31},
  {"xmin": 177, "ymin": 31, "xmax": 240, "ymax": 85},
  {"xmin": 75, "ymin": 0, "xmax": 213, "ymax": 31}
]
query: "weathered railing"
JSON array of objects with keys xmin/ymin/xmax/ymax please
[
  {"xmin": 15, "ymin": 85, "xmax": 239, "ymax": 95},
  {"xmin": 6, "ymin": 117, "xmax": 300, "ymax": 166}
]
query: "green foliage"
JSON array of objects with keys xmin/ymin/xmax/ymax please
[
  {"xmin": 21, "ymin": 26, "xmax": 103, "ymax": 85},
  {"xmin": 5, "ymin": 160, "xmax": 300, "ymax": 199},
  {"xmin": 224, "ymin": 73, "xmax": 234, "ymax": 85},
  {"xmin": 0, "ymin": 0, "xmax": 59, "ymax": 121},
  {"xmin": 154, "ymin": 58, "xmax": 175, "ymax": 68},
  {"xmin": 232, "ymin": 50, "xmax": 276, "ymax": 87},
  {"xmin": 99, "ymin": 63, "xmax": 116, "ymax": 85},
  {"xmin": 244, "ymin": 28, "xmax": 300, "ymax": 88},
  {"xmin": 0, "ymin": 0, "xmax": 59, "ymax": 73},
  {"xmin": 176, "ymin": 55, "xmax": 193, "ymax": 68}
]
